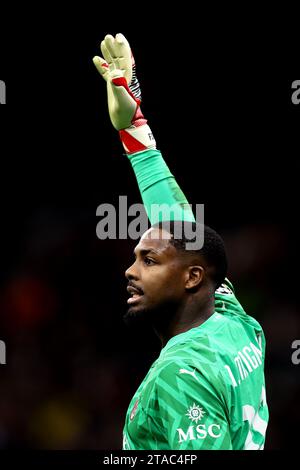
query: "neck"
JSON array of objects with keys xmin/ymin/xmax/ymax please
[{"xmin": 152, "ymin": 293, "xmax": 215, "ymax": 348}]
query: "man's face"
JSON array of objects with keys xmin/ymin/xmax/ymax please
[{"xmin": 124, "ymin": 227, "xmax": 187, "ymax": 322}]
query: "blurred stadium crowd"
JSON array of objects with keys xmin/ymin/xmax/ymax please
[
  {"xmin": 0, "ymin": 205, "xmax": 299, "ymax": 449},
  {"xmin": 0, "ymin": 15, "xmax": 298, "ymax": 450}
]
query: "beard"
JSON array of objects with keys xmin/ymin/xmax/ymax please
[
  {"xmin": 123, "ymin": 299, "xmax": 176, "ymax": 329},
  {"xmin": 123, "ymin": 305, "xmax": 153, "ymax": 328}
]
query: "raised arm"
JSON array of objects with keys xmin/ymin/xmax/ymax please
[{"xmin": 93, "ymin": 33, "xmax": 195, "ymax": 224}]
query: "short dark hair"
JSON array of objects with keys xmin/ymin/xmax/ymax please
[{"xmin": 152, "ymin": 220, "xmax": 228, "ymax": 289}]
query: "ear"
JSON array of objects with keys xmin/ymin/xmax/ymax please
[{"xmin": 185, "ymin": 266, "xmax": 205, "ymax": 290}]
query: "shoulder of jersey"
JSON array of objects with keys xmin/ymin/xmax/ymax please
[{"xmin": 215, "ymin": 278, "xmax": 235, "ymax": 296}]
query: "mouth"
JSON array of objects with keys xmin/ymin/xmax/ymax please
[{"xmin": 127, "ymin": 285, "xmax": 144, "ymax": 305}]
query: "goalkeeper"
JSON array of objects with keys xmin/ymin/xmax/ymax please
[{"xmin": 93, "ymin": 34, "xmax": 269, "ymax": 450}]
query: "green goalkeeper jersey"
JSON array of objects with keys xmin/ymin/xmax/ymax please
[{"xmin": 122, "ymin": 279, "xmax": 269, "ymax": 450}]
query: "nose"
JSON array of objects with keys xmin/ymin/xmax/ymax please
[{"xmin": 125, "ymin": 260, "xmax": 139, "ymax": 281}]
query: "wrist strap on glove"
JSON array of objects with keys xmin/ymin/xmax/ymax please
[{"xmin": 112, "ymin": 73, "xmax": 156, "ymax": 154}]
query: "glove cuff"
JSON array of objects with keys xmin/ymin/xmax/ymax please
[
  {"xmin": 119, "ymin": 123, "xmax": 156, "ymax": 155},
  {"xmin": 111, "ymin": 76, "xmax": 156, "ymax": 154}
]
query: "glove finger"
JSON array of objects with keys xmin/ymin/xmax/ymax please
[
  {"xmin": 115, "ymin": 33, "xmax": 129, "ymax": 45},
  {"xmin": 115, "ymin": 33, "xmax": 133, "ymax": 84},
  {"xmin": 103, "ymin": 34, "xmax": 118, "ymax": 59},
  {"xmin": 116, "ymin": 34, "xmax": 136, "ymax": 67},
  {"xmin": 115, "ymin": 33, "xmax": 131, "ymax": 57},
  {"xmin": 100, "ymin": 40, "xmax": 115, "ymax": 69},
  {"xmin": 92, "ymin": 56, "xmax": 110, "ymax": 81},
  {"xmin": 104, "ymin": 34, "xmax": 130, "ymax": 76}
]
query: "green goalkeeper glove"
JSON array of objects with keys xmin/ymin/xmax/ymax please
[{"xmin": 93, "ymin": 33, "xmax": 156, "ymax": 154}]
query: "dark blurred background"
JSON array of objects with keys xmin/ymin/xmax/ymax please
[{"xmin": 0, "ymin": 7, "xmax": 299, "ymax": 450}]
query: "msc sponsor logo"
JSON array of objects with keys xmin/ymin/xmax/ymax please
[
  {"xmin": 186, "ymin": 403, "xmax": 205, "ymax": 424},
  {"xmin": 176, "ymin": 424, "xmax": 222, "ymax": 443},
  {"xmin": 177, "ymin": 404, "xmax": 221, "ymax": 443}
]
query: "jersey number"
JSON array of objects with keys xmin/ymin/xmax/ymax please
[{"xmin": 242, "ymin": 386, "xmax": 268, "ymax": 450}]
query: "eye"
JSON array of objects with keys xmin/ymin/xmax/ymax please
[{"xmin": 144, "ymin": 257, "xmax": 155, "ymax": 266}]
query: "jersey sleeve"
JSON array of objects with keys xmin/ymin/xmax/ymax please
[
  {"xmin": 127, "ymin": 148, "xmax": 195, "ymax": 224},
  {"xmin": 152, "ymin": 362, "xmax": 232, "ymax": 450}
]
